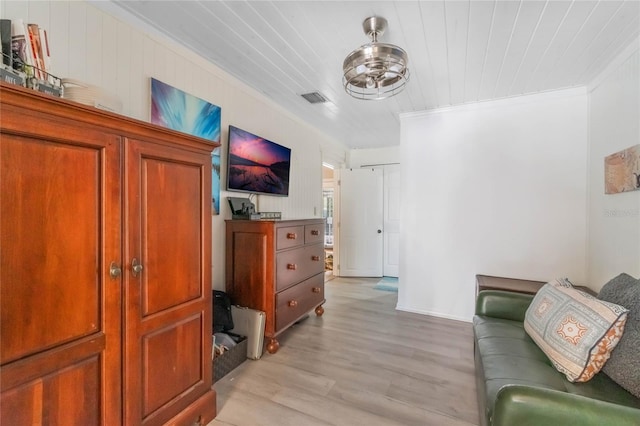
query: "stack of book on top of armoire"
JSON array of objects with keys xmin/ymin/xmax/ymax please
[{"xmin": 0, "ymin": 17, "xmax": 61, "ymax": 96}]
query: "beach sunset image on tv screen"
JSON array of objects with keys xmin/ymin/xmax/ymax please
[{"xmin": 227, "ymin": 126, "xmax": 291, "ymax": 196}]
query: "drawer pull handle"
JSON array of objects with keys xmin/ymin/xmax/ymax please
[
  {"xmin": 311, "ymin": 230, "xmax": 319, "ymax": 236},
  {"xmin": 287, "ymin": 233, "xmax": 297, "ymax": 240},
  {"xmin": 288, "ymin": 300, "xmax": 298, "ymax": 307},
  {"xmin": 311, "ymin": 255, "xmax": 320, "ymax": 261},
  {"xmin": 312, "ymin": 287, "xmax": 321, "ymax": 293},
  {"xmin": 287, "ymin": 263, "xmax": 297, "ymax": 270}
]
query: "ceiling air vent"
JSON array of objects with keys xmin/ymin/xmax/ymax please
[{"xmin": 300, "ymin": 91, "xmax": 328, "ymax": 104}]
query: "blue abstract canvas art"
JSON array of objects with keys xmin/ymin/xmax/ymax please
[{"xmin": 150, "ymin": 78, "xmax": 222, "ymax": 214}]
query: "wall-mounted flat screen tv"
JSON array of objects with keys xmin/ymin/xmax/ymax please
[{"xmin": 226, "ymin": 125, "xmax": 291, "ymax": 196}]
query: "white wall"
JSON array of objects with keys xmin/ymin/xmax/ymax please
[
  {"xmin": 1, "ymin": 1, "xmax": 348, "ymax": 290},
  {"xmin": 399, "ymin": 89, "xmax": 588, "ymax": 321},
  {"xmin": 587, "ymin": 40, "xmax": 640, "ymax": 290},
  {"xmin": 348, "ymin": 146, "xmax": 400, "ymax": 168}
]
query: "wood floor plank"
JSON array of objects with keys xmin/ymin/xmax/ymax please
[
  {"xmin": 210, "ymin": 277, "xmax": 479, "ymax": 426},
  {"xmin": 271, "ymin": 387, "xmax": 410, "ymax": 426},
  {"xmin": 387, "ymin": 372, "xmax": 478, "ymax": 424},
  {"xmin": 209, "ymin": 389, "xmax": 333, "ymax": 426},
  {"xmin": 327, "ymin": 382, "xmax": 476, "ymax": 426}
]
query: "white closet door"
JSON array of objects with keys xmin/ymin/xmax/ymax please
[{"xmin": 339, "ymin": 168, "xmax": 383, "ymax": 277}]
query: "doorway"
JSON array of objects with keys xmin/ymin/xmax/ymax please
[
  {"xmin": 335, "ymin": 165, "xmax": 399, "ymax": 279},
  {"xmin": 322, "ymin": 164, "xmax": 335, "ymax": 280}
]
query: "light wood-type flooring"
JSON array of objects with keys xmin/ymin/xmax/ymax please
[{"xmin": 209, "ymin": 276, "xmax": 479, "ymax": 426}]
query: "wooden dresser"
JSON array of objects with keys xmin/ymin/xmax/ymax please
[
  {"xmin": 1, "ymin": 83, "xmax": 216, "ymax": 425},
  {"xmin": 225, "ymin": 219, "xmax": 326, "ymax": 354}
]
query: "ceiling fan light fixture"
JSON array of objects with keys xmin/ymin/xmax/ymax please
[{"xmin": 343, "ymin": 16, "xmax": 409, "ymax": 100}]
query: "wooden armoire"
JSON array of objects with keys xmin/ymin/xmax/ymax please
[{"xmin": 0, "ymin": 83, "xmax": 216, "ymax": 425}]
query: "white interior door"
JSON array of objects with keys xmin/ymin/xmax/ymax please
[
  {"xmin": 339, "ymin": 168, "xmax": 383, "ymax": 277},
  {"xmin": 383, "ymin": 165, "xmax": 400, "ymax": 277}
]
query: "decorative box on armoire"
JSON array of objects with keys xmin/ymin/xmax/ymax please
[
  {"xmin": 0, "ymin": 83, "xmax": 216, "ymax": 425},
  {"xmin": 225, "ymin": 218, "xmax": 326, "ymax": 354}
]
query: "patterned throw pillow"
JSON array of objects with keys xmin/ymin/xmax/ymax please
[{"xmin": 524, "ymin": 278, "xmax": 628, "ymax": 382}]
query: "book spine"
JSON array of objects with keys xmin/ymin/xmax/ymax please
[
  {"xmin": 0, "ymin": 19, "xmax": 11, "ymax": 67},
  {"xmin": 11, "ymin": 19, "xmax": 33, "ymax": 75},
  {"xmin": 39, "ymin": 27, "xmax": 51, "ymax": 79},
  {"xmin": 27, "ymin": 23, "xmax": 44, "ymax": 79}
]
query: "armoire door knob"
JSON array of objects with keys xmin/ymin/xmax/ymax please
[
  {"xmin": 109, "ymin": 262, "xmax": 122, "ymax": 279},
  {"xmin": 131, "ymin": 258, "xmax": 144, "ymax": 277}
]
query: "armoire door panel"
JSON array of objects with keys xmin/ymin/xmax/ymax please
[
  {"xmin": 1, "ymin": 114, "xmax": 123, "ymax": 424},
  {"xmin": 1, "ymin": 354, "xmax": 101, "ymax": 425},
  {"xmin": 141, "ymin": 157, "xmax": 202, "ymax": 315},
  {"xmin": 124, "ymin": 138, "xmax": 213, "ymax": 425},
  {"xmin": 142, "ymin": 315, "xmax": 203, "ymax": 416},
  {"xmin": 1, "ymin": 334, "xmax": 105, "ymax": 392},
  {"xmin": 1, "ymin": 135, "xmax": 109, "ymax": 363}
]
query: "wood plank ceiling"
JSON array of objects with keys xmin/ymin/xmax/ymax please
[{"xmin": 109, "ymin": 1, "xmax": 640, "ymax": 149}]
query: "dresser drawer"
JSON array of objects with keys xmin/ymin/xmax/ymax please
[
  {"xmin": 275, "ymin": 243, "xmax": 324, "ymax": 292},
  {"xmin": 304, "ymin": 223, "xmax": 324, "ymax": 244},
  {"xmin": 275, "ymin": 273, "xmax": 324, "ymax": 332},
  {"xmin": 276, "ymin": 225, "xmax": 304, "ymax": 250}
]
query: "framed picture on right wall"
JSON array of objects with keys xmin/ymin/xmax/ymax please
[{"xmin": 605, "ymin": 144, "xmax": 640, "ymax": 194}]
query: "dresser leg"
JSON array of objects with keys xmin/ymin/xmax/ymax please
[
  {"xmin": 315, "ymin": 304, "xmax": 325, "ymax": 317},
  {"xmin": 266, "ymin": 338, "xmax": 279, "ymax": 354}
]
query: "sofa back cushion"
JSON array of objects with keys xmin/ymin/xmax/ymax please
[
  {"xmin": 598, "ymin": 273, "xmax": 640, "ymax": 398},
  {"xmin": 524, "ymin": 278, "xmax": 628, "ymax": 382}
]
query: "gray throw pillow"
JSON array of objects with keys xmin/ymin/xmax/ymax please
[{"xmin": 598, "ymin": 273, "xmax": 640, "ymax": 398}]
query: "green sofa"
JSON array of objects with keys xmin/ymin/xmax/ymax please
[{"xmin": 473, "ymin": 290, "xmax": 640, "ymax": 426}]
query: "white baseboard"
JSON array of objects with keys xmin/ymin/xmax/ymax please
[{"xmin": 395, "ymin": 304, "xmax": 472, "ymax": 323}]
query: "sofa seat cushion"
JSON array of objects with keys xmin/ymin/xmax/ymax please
[
  {"xmin": 476, "ymin": 337, "xmax": 549, "ymax": 363},
  {"xmin": 564, "ymin": 373, "xmax": 640, "ymax": 407},
  {"xmin": 474, "ymin": 315, "xmax": 640, "ymax": 423},
  {"xmin": 473, "ymin": 315, "xmax": 532, "ymax": 340}
]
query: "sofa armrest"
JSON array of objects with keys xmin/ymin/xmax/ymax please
[
  {"xmin": 475, "ymin": 290, "xmax": 534, "ymax": 322},
  {"xmin": 493, "ymin": 385, "xmax": 640, "ymax": 426}
]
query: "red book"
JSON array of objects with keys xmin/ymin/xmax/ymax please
[{"xmin": 27, "ymin": 23, "xmax": 45, "ymax": 79}]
